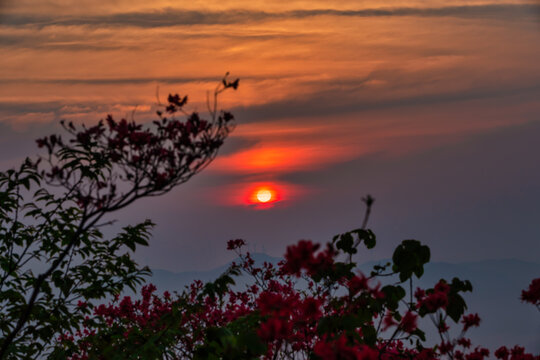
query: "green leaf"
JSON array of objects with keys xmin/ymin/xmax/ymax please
[
  {"xmin": 381, "ymin": 285, "xmax": 406, "ymax": 310},
  {"xmin": 355, "ymin": 229, "xmax": 376, "ymax": 249},
  {"xmin": 335, "ymin": 232, "xmax": 356, "ymax": 254},
  {"xmin": 392, "ymin": 240, "xmax": 431, "ymax": 282}
]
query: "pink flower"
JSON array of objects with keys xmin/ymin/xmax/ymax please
[
  {"xmin": 521, "ymin": 278, "xmax": 540, "ymax": 306},
  {"xmin": 462, "ymin": 313, "xmax": 481, "ymax": 332},
  {"xmin": 400, "ymin": 311, "xmax": 418, "ymax": 333}
]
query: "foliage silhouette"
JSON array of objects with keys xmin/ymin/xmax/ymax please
[
  {"xmin": 0, "ymin": 75, "xmax": 239, "ymax": 359},
  {"xmin": 58, "ymin": 199, "xmax": 539, "ymax": 359}
]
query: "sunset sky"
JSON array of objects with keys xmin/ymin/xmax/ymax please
[{"xmin": 0, "ymin": 0, "xmax": 539, "ymax": 271}]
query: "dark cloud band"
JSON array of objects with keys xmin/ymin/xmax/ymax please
[{"xmin": 2, "ymin": 4, "xmax": 538, "ymax": 28}]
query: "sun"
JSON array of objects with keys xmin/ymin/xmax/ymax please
[
  {"xmin": 256, "ymin": 189, "xmax": 272, "ymax": 203},
  {"xmin": 245, "ymin": 184, "xmax": 282, "ymax": 207}
]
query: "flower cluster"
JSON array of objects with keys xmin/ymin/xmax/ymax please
[
  {"xmin": 59, "ymin": 232, "xmax": 540, "ymax": 360},
  {"xmin": 521, "ymin": 278, "xmax": 540, "ymax": 309},
  {"xmin": 415, "ymin": 280, "xmax": 450, "ymax": 312},
  {"xmin": 495, "ymin": 346, "xmax": 539, "ymax": 360},
  {"xmin": 281, "ymin": 240, "xmax": 335, "ymax": 276}
]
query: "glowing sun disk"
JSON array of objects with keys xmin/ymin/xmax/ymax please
[{"xmin": 256, "ymin": 189, "xmax": 272, "ymax": 203}]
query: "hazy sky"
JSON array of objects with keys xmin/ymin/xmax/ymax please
[{"xmin": 1, "ymin": 0, "xmax": 539, "ymax": 271}]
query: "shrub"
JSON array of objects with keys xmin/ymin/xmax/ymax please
[{"xmin": 59, "ymin": 199, "xmax": 539, "ymax": 359}]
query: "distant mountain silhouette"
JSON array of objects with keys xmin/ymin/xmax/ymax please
[{"xmin": 147, "ymin": 256, "xmax": 540, "ymax": 352}]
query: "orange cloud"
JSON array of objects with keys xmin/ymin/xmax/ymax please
[{"xmin": 212, "ymin": 143, "xmax": 358, "ymax": 174}]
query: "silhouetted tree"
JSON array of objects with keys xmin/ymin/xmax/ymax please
[{"xmin": 0, "ymin": 75, "xmax": 239, "ymax": 358}]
